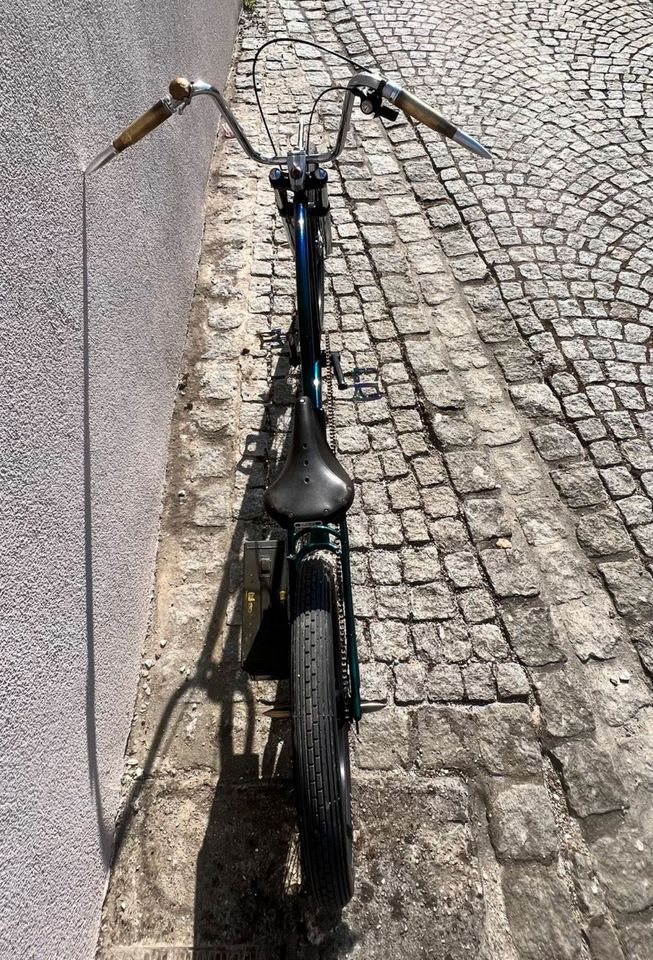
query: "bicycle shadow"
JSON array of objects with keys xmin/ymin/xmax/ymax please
[
  {"xmin": 191, "ymin": 349, "xmax": 356, "ymax": 957},
  {"xmin": 104, "ymin": 330, "xmax": 355, "ymax": 956}
]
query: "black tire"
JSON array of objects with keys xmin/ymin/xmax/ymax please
[{"xmin": 291, "ymin": 554, "xmax": 354, "ymax": 911}]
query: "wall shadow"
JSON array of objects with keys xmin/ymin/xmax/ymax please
[{"xmin": 82, "ymin": 174, "xmax": 114, "ymax": 867}]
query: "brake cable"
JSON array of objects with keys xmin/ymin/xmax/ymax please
[
  {"xmin": 305, "ymin": 85, "xmax": 356, "ymax": 153},
  {"xmin": 250, "ymin": 36, "xmax": 368, "ymax": 153}
]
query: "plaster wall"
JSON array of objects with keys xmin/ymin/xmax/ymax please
[{"xmin": 0, "ymin": 1, "xmax": 241, "ymax": 956}]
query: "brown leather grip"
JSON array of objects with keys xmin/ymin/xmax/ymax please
[
  {"xmin": 112, "ymin": 99, "xmax": 173, "ymax": 153},
  {"xmin": 394, "ymin": 89, "xmax": 457, "ymax": 139}
]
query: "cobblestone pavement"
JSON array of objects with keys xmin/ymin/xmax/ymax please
[{"xmin": 97, "ymin": 3, "xmax": 653, "ymax": 959}]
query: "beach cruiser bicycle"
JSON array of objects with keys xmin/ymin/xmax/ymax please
[{"xmin": 87, "ymin": 37, "xmax": 491, "ymax": 912}]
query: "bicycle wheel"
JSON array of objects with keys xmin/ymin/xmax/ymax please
[{"xmin": 291, "ymin": 553, "xmax": 354, "ymax": 911}]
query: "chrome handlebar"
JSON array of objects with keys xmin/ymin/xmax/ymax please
[
  {"xmin": 190, "ymin": 80, "xmax": 283, "ymax": 165},
  {"xmin": 85, "ymin": 71, "xmax": 491, "ymax": 175}
]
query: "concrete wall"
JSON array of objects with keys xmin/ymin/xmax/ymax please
[{"xmin": 0, "ymin": 1, "xmax": 241, "ymax": 956}]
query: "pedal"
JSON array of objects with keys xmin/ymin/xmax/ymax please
[
  {"xmin": 287, "ymin": 326, "xmax": 300, "ymax": 366},
  {"xmin": 242, "ymin": 540, "xmax": 289, "ymax": 680},
  {"xmin": 262, "ymin": 703, "xmax": 291, "ymax": 719},
  {"xmin": 330, "ymin": 353, "xmax": 382, "ymax": 401},
  {"xmin": 257, "ymin": 327, "xmax": 286, "ymax": 352},
  {"xmin": 359, "ymin": 700, "xmax": 387, "ymax": 714},
  {"xmin": 353, "ymin": 366, "xmax": 381, "ymax": 401}
]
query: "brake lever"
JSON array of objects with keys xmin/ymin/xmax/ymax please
[{"xmin": 378, "ymin": 103, "xmax": 399, "ymax": 122}]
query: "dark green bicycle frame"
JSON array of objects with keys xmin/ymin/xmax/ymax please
[{"xmin": 287, "ymin": 188, "xmax": 362, "ymax": 723}]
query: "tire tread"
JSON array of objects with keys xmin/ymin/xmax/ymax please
[{"xmin": 291, "ymin": 554, "xmax": 353, "ymax": 911}]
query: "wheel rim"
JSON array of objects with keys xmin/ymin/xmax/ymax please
[{"xmin": 338, "ymin": 725, "xmax": 354, "ymax": 863}]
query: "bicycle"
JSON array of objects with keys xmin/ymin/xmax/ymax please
[{"xmin": 86, "ymin": 38, "xmax": 491, "ymax": 912}]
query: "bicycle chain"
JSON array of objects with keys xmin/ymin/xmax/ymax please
[
  {"xmin": 324, "ymin": 330, "xmax": 337, "ymax": 452},
  {"xmin": 324, "ymin": 331, "xmax": 351, "ymax": 723}
]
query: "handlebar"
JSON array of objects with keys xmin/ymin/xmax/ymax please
[
  {"xmin": 391, "ymin": 87, "xmax": 456, "ymax": 138},
  {"xmin": 109, "ymin": 76, "xmax": 195, "ymax": 154},
  {"xmin": 112, "ymin": 98, "xmax": 174, "ymax": 153},
  {"xmin": 381, "ymin": 81, "xmax": 491, "ymax": 159},
  {"xmin": 85, "ymin": 69, "xmax": 491, "ymax": 175}
]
